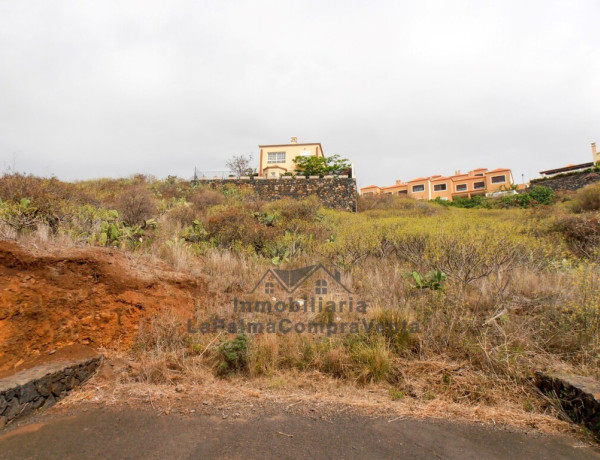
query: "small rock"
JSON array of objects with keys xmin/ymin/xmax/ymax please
[
  {"xmin": 0, "ymin": 416, "xmax": 7, "ymax": 428},
  {"xmin": 190, "ymin": 409, "xmax": 196, "ymax": 413},
  {"xmin": 234, "ymin": 412, "xmax": 240, "ymax": 417},
  {"xmin": 202, "ymin": 400, "xmax": 211, "ymax": 406},
  {"xmin": 49, "ymin": 350, "xmax": 57, "ymax": 355},
  {"xmin": 175, "ymin": 385, "xmax": 185, "ymax": 393},
  {"xmin": 222, "ymin": 414, "xmax": 228, "ymax": 419}
]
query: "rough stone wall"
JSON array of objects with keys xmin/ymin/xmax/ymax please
[
  {"xmin": 0, "ymin": 356, "xmax": 101, "ymax": 427},
  {"xmin": 531, "ymin": 170, "xmax": 600, "ymax": 192},
  {"xmin": 535, "ymin": 372, "xmax": 600, "ymax": 436},
  {"xmin": 195, "ymin": 176, "xmax": 358, "ymax": 212}
]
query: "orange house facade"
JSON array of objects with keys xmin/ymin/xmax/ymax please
[{"xmin": 360, "ymin": 168, "xmax": 514, "ymax": 201}]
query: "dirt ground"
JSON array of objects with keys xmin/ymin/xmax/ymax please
[{"xmin": 0, "ymin": 240, "xmax": 207, "ymax": 372}]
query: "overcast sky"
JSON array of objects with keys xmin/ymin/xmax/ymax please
[{"xmin": 1, "ymin": 1, "xmax": 599, "ymax": 187}]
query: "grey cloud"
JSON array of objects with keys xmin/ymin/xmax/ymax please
[{"xmin": 0, "ymin": 0, "xmax": 599, "ymax": 186}]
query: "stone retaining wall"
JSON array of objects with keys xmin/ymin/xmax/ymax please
[
  {"xmin": 535, "ymin": 372, "xmax": 600, "ymax": 436},
  {"xmin": 194, "ymin": 176, "xmax": 358, "ymax": 212},
  {"xmin": 0, "ymin": 356, "xmax": 101, "ymax": 427},
  {"xmin": 531, "ymin": 170, "xmax": 600, "ymax": 192}
]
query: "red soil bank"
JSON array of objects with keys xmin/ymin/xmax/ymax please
[{"xmin": 0, "ymin": 240, "xmax": 206, "ymax": 373}]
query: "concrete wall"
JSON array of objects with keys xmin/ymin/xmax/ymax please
[
  {"xmin": 196, "ymin": 176, "xmax": 357, "ymax": 212},
  {"xmin": 0, "ymin": 356, "xmax": 101, "ymax": 427}
]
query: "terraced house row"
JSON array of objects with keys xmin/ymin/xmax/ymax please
[{"xmin": 360, "ymin": 167, "xmax": 514, "ymax": 201}]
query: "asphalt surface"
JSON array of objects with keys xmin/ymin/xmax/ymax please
[{"xmin": 0, "ymin": 407, "xmax": 598, "ymax": 459}]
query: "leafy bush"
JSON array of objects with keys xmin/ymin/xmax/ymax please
[
  {"xmin": 0, "ymin": 198, "xmax": 41, "ymax": 234},
  {"xmin": 406, "ymin": 270, "xmax": 447, "ymax": 290},
  {"xmin": 218, "ymin": 334, "xmax": 249, "ymax": 376},
  {"xmin": 117, "ymin": 186, "xmax": 157, "ymax": 226},
  {"xmin": 205, "ymin": 206, "xmax": 271, "ymax": 251},
  {"xmin": 569, "ymin": 182, "xmax": 600, "ymax": 213},
  {"xmin": 528, "ymin": 186, "xmax": 554, "ymax": 205},
  {"xmin": 188, "ymin": 187, "xmax": 225, "ymax": 210},
  {"xmin": 437, "ymin": 196, "xmax": 489, "ymax": 209},
  {"xmin": 162, "ymin": 201, "xmax": 197, "ymax": 228},
  {"xmin": 0, "ymin": 173, "xmax": 89, "ymax": 231},
  {"xmin": 181, "ymin": 219, "xmax": 208, "ymax": 243},
  {"xmin": 264, "ymin": 196, "xmax": 320, "ymax": 222},
  {"xmin": 292, "ymin": 154, "xmax": 351, "ymax": 177}
]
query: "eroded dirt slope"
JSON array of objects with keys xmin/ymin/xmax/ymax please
[{"xmin": 0, "ymin": 240, "xmax": 207, "ymax": 372}]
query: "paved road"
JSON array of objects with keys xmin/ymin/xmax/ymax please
[{"xmin": 0, "ymin": 407, "xmax": 598, "ymax": 459}]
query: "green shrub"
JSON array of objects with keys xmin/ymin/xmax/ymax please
[
  {"xmin": 406, "ymin": 269, "xmax": 447, "ymax": 290},
  {"xmin": 0, "ymin": 198, "xmax": 41, "ymax": 234},
  {"xmin": 528, "ymin": 186, "xmax": 554, "ymax": 205},
  {"xmin": 445, "ymin": 196, "xmax": 489, "ymax": 209},
  {"xmin": 218, "ymin": 334, "xmax": 249, "ymax": 376},
  {"xmin": 181, "ymin": 219, "xmax": 208, "ymax": 243},
  {"xmin": 292, "ymin": 154, "xmax": 351, "ymax": 177}
]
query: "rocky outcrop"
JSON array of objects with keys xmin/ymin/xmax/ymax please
[{"xmin": 0, "ymin": 356, "xmax": 101, "ymax": 428}]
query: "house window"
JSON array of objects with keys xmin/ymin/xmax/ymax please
[
  {"xmin": 267, "ymin": 152, "xmax": 286, "ymax": 163},
  {"xmin": 412, "ymin": 184, "xmax": 425, "ymax": 192},
  {"xmin": 265, "ymin": 282, "xmax": 274, "ymax": 294},
  {"xmin": 473, "ymin": 181, "xmax": 485, "ymax": 190},
  {"xmin": 433, "ymin": 184, "xmax": 447, "ymax": 192},
  {"xmin": 315, "ymin": 279, "xmax": 327, "ymax": 295},
  {"xmin": 363, "ymin": 192, "xmax": 374, "ymax": 196},
  {"xmin": 398, "ymin": 190, "xmax": 407, "ymax": 195},
  {"xmin": 475, "ymin": 173, "xmax": 484, "ymax": 176},
  {"xmin": 491, "ymin": 175, "xmax": 506, "ymax": 184},
  {"xmin": 456, "ymin": 184, "xmax": 468, "ymax": 192},
  {"xmin": 384, "ymin": 192, "xmax": 392, "ymax": 195}
]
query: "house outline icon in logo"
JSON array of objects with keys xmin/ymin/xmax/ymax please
[{"xmin": 250, "ymin": 263, "xmax": 351, "ymax": 295}]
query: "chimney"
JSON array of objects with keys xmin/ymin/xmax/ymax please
[
  {"xmin": 291, "ymin": 137, "xmax": 298, "ymax": 144},
  {"xmin": 592, "ymin": 142, "xmax": 597, "ymax": 156},
  {"xmin": 455, "ymin": 170, "xmax": 461, "ymax": 176}
]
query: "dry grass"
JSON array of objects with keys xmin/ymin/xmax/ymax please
[
  {"xmin": 61, "ymin": 351, "xmax": 585, "ymax": 440},
  {"xmin": 2, "ymin": 173, "xmax": 600, "ymax": 438}
]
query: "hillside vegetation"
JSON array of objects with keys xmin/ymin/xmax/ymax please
[{"xmin": 1, "ymin": 172, "xmax": 599, "ymax": 425}]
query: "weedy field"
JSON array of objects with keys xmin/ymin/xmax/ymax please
[{"xmin": 1, "ymin": 172, "xmax": 599, "ymax": 433}]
